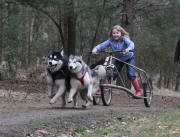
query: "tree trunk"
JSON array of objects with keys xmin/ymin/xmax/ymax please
[
  {"xmin": 121, "ymin": 0, "xmax": 136, "ymax": 36},
  {"xmin": 0, "ymin": 8, "xmax": 3, "ymax": 80},
  {"xmin": 57, "ymin": 9, "xmax": 62, "ymax": 50},
  {"xmin": 27, "ymin": 17, "xmax": 35, "ymax": 66},
  {"xmin": 119, "ymin": 0, "xmax": 136, "ymax": 89},
  {"xmin": 163, "ymin": 75, "xmax": 166, "ymax": 87},
  {"xmin": 63, "ymin": 0, "xmax": 76, "ymax": 56},
  {"xmin": 175, "ymin": 74, "xmax": 180, "ymax": 91},
  {"xmin": 0, "ymin": 12, "xmax": 3, "ymax": 63},
  {"xmin": 157, "ymin": 70, "xmax": 162, "ymax": 88},
  {"xmin": 87, "ymin": 0, "xmax": 106, "ymax": 65},
  {"xmin": 166, "ymin": 77, "xmax": 170, "ymax": 88}
]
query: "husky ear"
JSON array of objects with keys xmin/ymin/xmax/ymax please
[
  {"xmin": 69, "ymin": 54, "xmax": 73, "ymax": 59},
  {"xmin": 60, "ymin": 49, "xmax": 64, "ymax": 57},
  {"xmin": 79, "ymin": 55, "xmax": 83, "ymax": 59}
]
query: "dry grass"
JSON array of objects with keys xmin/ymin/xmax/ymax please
[
  {"xmin": 153, "ymin": 87, "xmax": 180, "ymax": 97},
  {"xmin": 0, "ymin": 89, "xmax": 48, "ymax": 103}
]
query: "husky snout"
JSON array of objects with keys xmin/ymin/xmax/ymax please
[
  {"xmin": 69, "ymin": 65, "xmax": 73, "ymax": 70},
  {"xmin": 48, "ymin": 61, "xmax": 52, "ymax": 66},
  {"xmin": 68, "ymin": 63, "xmax": 77, "ymax": 72}
]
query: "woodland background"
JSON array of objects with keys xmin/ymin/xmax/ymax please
[{"xmin": 0, "ymin": 0, "xmax": 180, "ymax": 90}]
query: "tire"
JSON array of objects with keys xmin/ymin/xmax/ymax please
[
  {"xmin": 101, "ymin": 67, "xmax": 113, "ymax": 106},
  {"xmin": 143, "ymin": 78, "xmax": 153, "ymax": 107}
]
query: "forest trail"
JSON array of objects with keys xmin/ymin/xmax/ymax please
[{"xmin": 0, "ymin": 80, "xmax": 180, "ymax": 137}]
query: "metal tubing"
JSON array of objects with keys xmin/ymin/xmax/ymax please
[{"xmin": 100, "ymin": 84, "xmax": 148, "ymax": 99}]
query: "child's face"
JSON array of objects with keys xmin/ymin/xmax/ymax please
[{"xmin": 112, "ymin": 29, "xmax": 121, "ymax": 40}]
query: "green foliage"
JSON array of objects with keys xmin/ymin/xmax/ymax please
[
  {"xmin": 169, "ymin": 27, "xmax": 180, "ymax": 37},
  {"xmin": 74, "ymin": 125, "xmax": 86, "ymax": 133},
  {"xmin": 134, "ymin": 0, "xmax": 180, "ymax": 77},
  {"xmin": 75, "ymin": 0, "xmax": 121, "ymax": 54},
  {"xmin": 4, "ymin": 46, "xmax": 20, "ymax": 77},
  {"xmin": 0, "ymin": 0, "xmax": 180, "ymax": 87}
]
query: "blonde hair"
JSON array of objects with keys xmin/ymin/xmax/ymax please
[{"xmin": 109, "ymin": 25, "xmax": 130, "ymax": 40}]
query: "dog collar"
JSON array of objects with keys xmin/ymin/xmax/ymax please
[{"xmin": 75, "ymin": 72, "xmax": 86, "ymax": 85}]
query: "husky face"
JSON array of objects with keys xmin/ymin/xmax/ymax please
[
  {"xmin": 46, "ymin": 50, "xmax": 64, "ymax": 73},
  {"xmin": 68, "ymin": 55, "xmax": 84, "ymax": 73}
]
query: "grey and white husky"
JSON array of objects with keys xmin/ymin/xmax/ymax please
[
  {"xmin": 46, "ymin": 50, "xmax": 70, "ymax": 107},
  {"xmin": 67, "ymin": 55, "xmax": 106, "ymax": 108}
]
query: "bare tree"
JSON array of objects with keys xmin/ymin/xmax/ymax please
[
  {"xmin": 117, "ymin": 0, "xmax": 136, "ymax": 88},
  {"xmin": 0, "ymin": 10, "xmax": 3, "ymax": 63},
  {"xmin": 63, "ymin": 0, "xmax": 76, "ymax": 56},
  {"xmin": 86, "ymin": 0, "xmax": 106, "ymax": 65}
]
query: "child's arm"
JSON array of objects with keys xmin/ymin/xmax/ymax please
[
  {"xmin": 124, "ymin": 37, "xmax": 134, "ymax": 53},
  {"xmin": 92, "ymin": 40, "xmax": 110, "ymax": 54}
]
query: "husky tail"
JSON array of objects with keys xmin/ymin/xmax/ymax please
[{"xmin": 97, "ymin": 65, "xmax": 106, "ymax": 79}]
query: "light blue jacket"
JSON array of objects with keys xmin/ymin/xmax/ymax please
[{"xmin": 94, "ymin": 37, "xmax": 134, "ymax": 61}]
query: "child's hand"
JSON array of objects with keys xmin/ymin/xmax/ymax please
[
  {"xmin": 125, "ymin": 48, "xmax": 130, "ymax": 53},
  {"xmin": 92, "ymin": 48, "xmax": 97, "ymax": 54}
]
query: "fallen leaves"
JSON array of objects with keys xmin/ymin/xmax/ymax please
[
  {"xmin": 35, "ymin": 129, "xmax": 48, "ymax": 136},
  {"xmin": 157, "ymin": 124, "xmax": 180, "ymax": 135},
  {"xmin": 172, "ymin": 128, "xmax": 180, "ymax": 134},
  {"xmin": 158, "ymin": 124, "xmax": 172, "ymax": 129}
]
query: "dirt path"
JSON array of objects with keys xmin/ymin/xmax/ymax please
[
  {"xmin": 1, "ymin": 80, "xmax": 180, "ymax": 137},
  {"xmin": 1, "ymin": 91, "xmax": 180, "ymax": 137}
]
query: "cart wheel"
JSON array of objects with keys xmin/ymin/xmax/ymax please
[
  {"xmin": 93, "ymin": 96, "xmax": 101, "ymax": 105},
  {"xmin": 101, "ymin": 75, "xmax": 112, "ymax": 106},
  {"xmin": 143, "ymin": 78, "xmax": 153, "ymax": 107}
]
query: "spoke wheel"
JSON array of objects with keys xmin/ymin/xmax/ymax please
[
  {"xmin": 143, "ymin": 78, "xmax": 153, "ymax": 107},
  {"xmin": 93, "ymin": 95, "xmax": 101, "ymax": 105}
]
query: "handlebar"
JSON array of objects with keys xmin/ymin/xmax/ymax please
[
  {"xmin": 100, "ymin": 50, "xmax": 134, "ymax": 53},
  {"xmin": 91, "ymin": 50, "xmax": 134, "ymax": 55}
]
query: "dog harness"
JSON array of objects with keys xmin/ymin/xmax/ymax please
[{"xmin": 75, "ymin": 73, "xmax": 86, "ymax": 85}]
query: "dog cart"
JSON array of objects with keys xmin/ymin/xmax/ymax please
[{"xmin": 93, "ymin": 50, "xmax": 153, "ymax": 107}]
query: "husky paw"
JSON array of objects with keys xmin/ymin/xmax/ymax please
[
  {"xmin": 82, "ymin": 105, "xmax": 87, "ymax": 109},
  {"xmin": 49, "ymin": 99, "xmax": 55, "ymax": 104},
  {"xmin": 73, "ymin": 105, "xmax": 79, "ymax": 109},
  {"xmin": 68, "ymin": 98, "xmax": 73, "ymax": 103},
  {"xmin": 87, "ymin": 95, "xmax": 93, "ymax": 102}
]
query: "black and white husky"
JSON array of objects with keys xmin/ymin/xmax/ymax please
[
  {"xmin": 67, "ymin": 55, "xmax": 106, "ymax": 108},
  {"xmin": 46, "ymin": 50, "xmax": 70, "ymax": 106}
]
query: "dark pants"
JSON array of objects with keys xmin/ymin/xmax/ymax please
[{"xmin": 113, "ymin": 57, "xmax": 136, "ymax": 81}]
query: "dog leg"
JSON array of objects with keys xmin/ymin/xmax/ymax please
[
  {"xmin": 46, "ymin": 74, "xmax": 54, "ymax": 98},
  {"xmin": 73, "ymin": 93, "xmax": 78, "ymax": 108},
  {"xmin": 82, "ymin": 100, "xmax": 92, "ymax": 108},
  {"xmin": 68, "ymin": 87, "xmax": 78, "ymax": 103},
  {"xmin": 50, "ymin": 80, "xmax": 65, "ymax": 104},
  {"xmin": 87, "ymin": 84, "xmax": 93, "ymax": 101},
  {"xmin": 47, "ymin": 84, "xmax": 54, "ymax": 98},
  {"xmin": 61, "ymin": 92, "xmax": 66, "ymax": 108}
]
